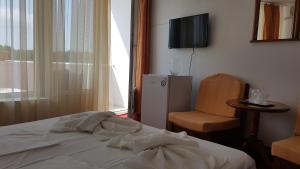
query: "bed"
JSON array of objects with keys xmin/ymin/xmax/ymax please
[{"xmin": 0, "ymin": 115, "xmax": 256, "ymax": 169}]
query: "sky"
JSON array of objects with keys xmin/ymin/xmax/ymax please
[{"xmin": 0, "ymin": 0, "xmax": 72, "ymax": 50}]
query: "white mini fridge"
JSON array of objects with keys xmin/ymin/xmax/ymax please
[{"xmin": 141, "ymin": 75, "xmax": 192, "ymax": 129}]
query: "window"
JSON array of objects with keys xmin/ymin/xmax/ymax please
[
  {"xmin": 0, "ymin": 0, "xmax": 34, "ymax": 60},
  {"xmin": 0, "ymin": 0, "xmax": 34, "ymax": 100},
  {"xmin": 0, "ymin": 0, "xmax": 96, "ymax": 100}
]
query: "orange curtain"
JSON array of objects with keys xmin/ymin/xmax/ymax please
[
  {"xmin": 133, "ymin": 0, "xmax": 151, "ymax": 121},
  {"xmin": 272, "ymin": 5, "xmax": 280, "ymax": 39},
  {"xmin": 294, "ymin": 0, "xmax": 300, "ymax": 39},
  {"xmin": 263, "ymin": 4, "xmax": 280, "ymax": 40}
]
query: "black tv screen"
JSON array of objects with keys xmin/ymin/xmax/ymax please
[{"xmin": 168, "ymin": 13, "xmax": 209, "ymax": 49}]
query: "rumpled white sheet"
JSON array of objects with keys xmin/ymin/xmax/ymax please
[
  {"xmin": 19, "ymin": 156, "xmax": 102, "ymax": 169},
  {"xmin": 50, "ymin": 111, "xmax": 115, "ymax": 133},
  {"xmin": 93, "ymin": 117, "xmax": 142, "ymax": 141},
  {"xmin": 50, "ymin": 111, "xmax": 142, "ymax": 141},
  {"xmin": 0, "ymin": 130, "xmax": 60, "ymax": 157},
  {"xmin": 107, "ymin": 130, "xmax": 228, "ymax": 169}
]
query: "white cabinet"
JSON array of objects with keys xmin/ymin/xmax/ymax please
[{"xmin": 141, "ymin": 75, "xmax": 192, "ymax": 129}]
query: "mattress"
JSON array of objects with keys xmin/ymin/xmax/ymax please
[{"xmin": 0, "ymin": 117, "xmax": 256, "ymax": 169}]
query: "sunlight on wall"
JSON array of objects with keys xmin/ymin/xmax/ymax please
[{"xmin": 109, "ymin": 0, "xmax": 131, "ymax": 111}]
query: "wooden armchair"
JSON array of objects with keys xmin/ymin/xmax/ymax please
[
  {"xmin": 272, "ymin": 102, "xmax": 300, "ymax": 168},
  {"xmin": 168, "ymin": 73, "xmax": 247, "ymax": 142}
]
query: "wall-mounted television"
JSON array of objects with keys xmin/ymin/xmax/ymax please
[{"xmin": 168, "ymin": 13, "xmax": 209, "ymax": 49}]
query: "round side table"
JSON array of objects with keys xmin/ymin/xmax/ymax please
[
  {"xmin": 227, "ymin": 99, "xmax": 289, "ymax": 139},
  {"xmin": 226, "ymin": 99, "xmax": 290, "ymax": 169}
]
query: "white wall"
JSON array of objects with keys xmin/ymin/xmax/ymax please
[
  {"xmin": 150, "ymin": 0, "xmax": 300, "ymax": 145},
  {"xmin": 110, "ymin": 0, "xmax": 131, "ymax": 110}
]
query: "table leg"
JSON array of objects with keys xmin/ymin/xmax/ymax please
[
  {"xmin": 242, "ymin": 111, "xmax": 278, "ymax": 169},
  {"xmin": 249, "ymin": 111, "xmax": 260, "ymax": 139},
  {"xmin": 240, "ymin": 110, "xmax": 260, "ymax": 144}
]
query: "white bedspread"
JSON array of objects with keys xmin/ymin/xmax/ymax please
[
  {"xmin": 20, "ymin": 156, "xmax": 101, "ymax": 169},
  {"xmin": 0, "ymin": 116, "xmax": 256, "ymax": 169},
  {"xmin": 0, "ymin": 130, "xmax": 61, "ymax": 156},
  {"xmin": 108, "ymin": 130, "xmax": 227, "ymax": 169}
]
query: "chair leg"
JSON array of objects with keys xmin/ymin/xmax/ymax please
[
  {"xmin": 167, "ymin": 121, "xmax": 173, "ymax": 131},
  {"xmin": 273, "ymin": 157, "xmax": 281, "ymax": 169}
]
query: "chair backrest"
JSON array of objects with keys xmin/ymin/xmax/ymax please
[
  {"xmin": 295, "ymin": 102, "xmax": 300, "ymax": 136},
  {"xmin": 195, "ymin": 73, "xmax": 246, "ymax": 118}
]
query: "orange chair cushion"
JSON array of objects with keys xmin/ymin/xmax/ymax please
[
  {"xmin": 168, "ymin": 111, "xmax": 240, "ymax": 133},
  {"xmin": 272, "ymin": 136, "xmax": 300, "ymax": 165},
  {"xmin": 295, "ymin": 102, "xmax": 300, "ymax": 136},
  {"xmin": 195, "ymin": 74, "xmax": 245, "ymax": 118}
]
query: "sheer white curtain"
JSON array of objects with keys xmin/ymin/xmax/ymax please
[{"xmin": 0, "ymin": 0, "xmax": 110, "ymax": 125}]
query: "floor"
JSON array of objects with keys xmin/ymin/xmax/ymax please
[{"xmin": 116, "ymin": 113, "xmax": 128, "ymax": 118}]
